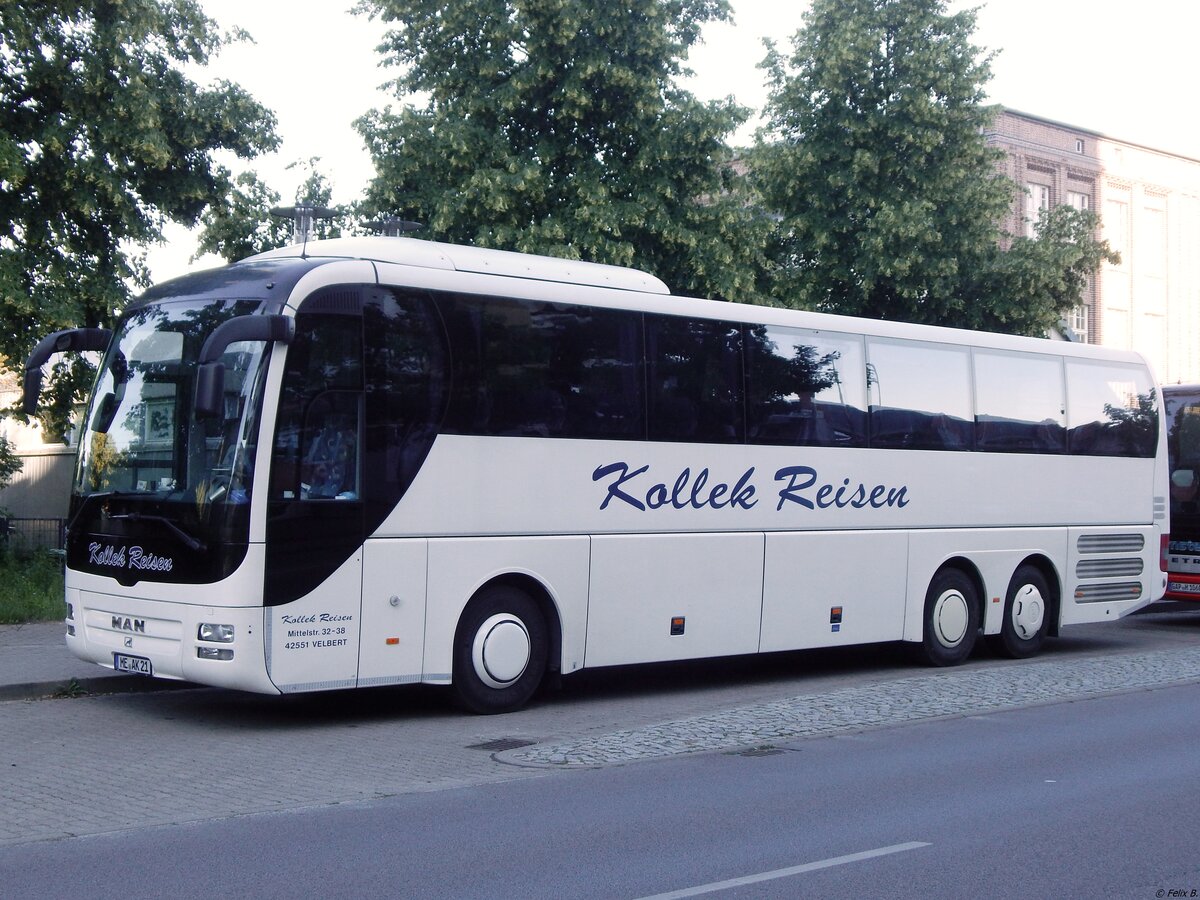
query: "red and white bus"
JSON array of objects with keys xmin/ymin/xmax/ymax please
[{"xmin": 1164, "ymin": 384, "xmax": 1200, "ymax": 600}]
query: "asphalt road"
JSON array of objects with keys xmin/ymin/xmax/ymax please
[
  {"xmin": 2, "ymin": 603, "xmax": 1199, "ymax": 898},
  {"xmin": 2, "ymin": 679, "xmax": 1198, "ymax": 898}
]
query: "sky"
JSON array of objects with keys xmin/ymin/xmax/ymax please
[{"xmin": 149, "ymin": 0, "xmax": 1200, "ymax": 281}]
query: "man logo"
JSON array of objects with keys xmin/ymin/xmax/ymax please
[
  {"xmin": 112, "ymin": 616, "xmax": 146, "ymax": 634},
  {"xmin": 124, "ymin": 636, "xmax": 133, "ymax": 648}
]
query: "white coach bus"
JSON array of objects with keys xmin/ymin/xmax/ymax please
[{"xmin": 24, "ymin": 237, "xmax": 1168, "ymax": 712}]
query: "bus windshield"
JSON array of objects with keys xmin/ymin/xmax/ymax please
[{"xmin": 73, "ymin": 297, "xmax": 271, "ymax": 539}]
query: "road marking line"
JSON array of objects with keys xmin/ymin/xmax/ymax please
[{"xmin": 636, "ymin": 841, "xmax": 932, "ymax": 899}]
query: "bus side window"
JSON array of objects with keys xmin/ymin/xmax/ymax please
[
  {"xmin": 647, "ymin": 314, "xmax": 743, "ymax": 444},
  {"xmin": 270, "ymin": 303, "xmax": 365, "ymax": 501},
  {"xmin": 1066, "ymin": 360, "xmax": 1157, "ymax": 458},
  {"xmin": 300, "ymin": 393, "xmax": 360, "ymax": 500},
  {"xmin": 866, "ymin": 339, "xmax": 973, "ymax": 451},
  {"xmin": 745, "ymin": 325, "xmax": 867, "ymax": 448}
]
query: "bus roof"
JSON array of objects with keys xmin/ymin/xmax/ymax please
[
  {"xmin": 141, "ymin": 236, "xmax": 1155, "ymax": 373},
  {"xmin": 246, "ymin": 236, "xmax": 672, "ymax": 296}
]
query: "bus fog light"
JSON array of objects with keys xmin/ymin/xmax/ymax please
[
  {"xmin": 197, "ymin": 647, "xmax": 234, "ymax": 661},
  {"xmin": 66, "ymin": 624, "xmax": 76, "ymax": 637},
  {"xmin": 198, "ymin": 623, "xmax": 235, "ymax": 643}
]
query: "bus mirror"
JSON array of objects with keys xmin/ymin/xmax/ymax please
[
  {"xmin": 198, "ymin": 314, "xmax": 294, "ymax": 366},
  {"xmin": 194, "ymin": 314, "xmax": 294, "ymax": 418},
  {"xmin": 194, "ymin": 362, "xmax": 226, "ymax": 419},
  {"xmin": 91, "ymin": 393, "xmax": 117, "ymax": 434},
  {"xmin": 22, "ymin": 327, "xmax": 112, "ymax": 415}
]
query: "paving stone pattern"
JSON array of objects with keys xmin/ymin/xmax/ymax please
[
  {"xmin": 4, "ymin": 644, "xmax": 1200, "ymax": 847},
  {"xmin": 499, "ymin": 648, "xmax": 1200, "ymax": 767}
]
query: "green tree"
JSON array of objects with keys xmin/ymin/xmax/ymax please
[
  {"xmin": 355, "ymin": 0, "xmax": 769, "ymax": 301},
  {"xmin": 0, "ymin": 0, "xmax": 278, "ymax": 435},
  {"xmin": 0, "ymin": 434, "xmax": 21, "ymax": 496},
  {"xmin": 754, "ymin": 0, "xmax": 1113, "ymax": 334},
  {"xmin": 196, "ymin": 159, "xmax": 346, "ymax": 262},
  {"xmin": 964, "ymin": 204, "xmax": 1119, "ymax": 335}
]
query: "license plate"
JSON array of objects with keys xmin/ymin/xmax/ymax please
[
  {"xmin": 1168, "ymin": 581, "xmax": 1200, "ymax": 595},
  {"xmin": 113, "ymin": 652, "xmax": 153, "ymax": 676}
]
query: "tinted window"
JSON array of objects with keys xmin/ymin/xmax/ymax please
[
  {"xmin": 1166, "ymin": 389, "xmax": 1200, "ymax": 516},
  {"xmin": 646, "ymin": 315, "xmax": 743, "ymax": 443},
  {"xmin": 1067, "ymin": 360, "xmax": 1158, "ymax": 458},
  {"xmin": 266, "ymin": 289, "xmax": 367, "ymax": 607},
  {"xmin": 867, "ymin": 339, "xmax": 973, "ymax": 450},
  {"xmin": 440, "ymin": 295, "xmax": 643, "ymax": 439},
  {"xmin": 362, "ymin": 288, "xmax": 447, "ymax": 521},
  {"xmin": 974, "ymin": 350, "xmax": 1065, "ymax": 453},
  {"xmin": 270, "ymin": 299, "xmax": 364, "ymax": 501},
  {"xmin": 746, "ymin": 325, "xmax": 867, "ymax": 447}
]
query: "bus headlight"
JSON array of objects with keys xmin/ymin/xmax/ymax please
[{"xmin": 197, "ymin": 623, "xmax": 235, "ymax": 643}]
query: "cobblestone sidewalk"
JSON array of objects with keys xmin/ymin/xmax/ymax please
[{"xmin": 499, "ymin": 648, "xmax": 1200, "ymax": 768}]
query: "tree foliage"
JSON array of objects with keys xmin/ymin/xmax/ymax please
[
  {"xmin": 965, "ymin": 204, "xmax": 1119, "ymax": 335},
  {"xmin": 355, "ymin": 0, "xmax": 770, "ymax": 301},
  {"xmin": 196, "ymin": 160, "xmax": 344, "ymax": 262},
  {"xmin": 754, "ymin": 0, "xmax": 1114, "ymax": 335},
  {"xmin": 0, "ymin": 0, "xmax": 278, "ymax": 432}
]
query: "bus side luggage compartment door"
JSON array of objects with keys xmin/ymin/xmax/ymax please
[
  {"xmin": 586, "ymin": 532, "xmax": 764, "ymax": 667},
  {"xmin": 358, "ymin": 538, "xmax": 428, "ymax": 687},
  {"xmin": 761, "ymin": 530, "xmax": 908, "ymax": 652}
]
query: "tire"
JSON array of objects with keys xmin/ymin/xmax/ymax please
[
  {"xmin": 919, "ymin": 568, "xmax": 980, "ymax": 666},
  {"xmin": 452, "ymin": 584, "xmax": 548, "ymax": 714},
  {"xmin": 991, "ymin": 564, "xmax": 1051, "ymax": 659}
]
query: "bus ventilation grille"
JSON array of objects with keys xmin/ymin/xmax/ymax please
[
  {"xmin": 1077, "ymin": 533, "xmax": 1145, "ymax": 554},
  {"xmin": 1076, "ymin": 558, "xmax": 1144, "ymax": 578},
  {"xmin": 1073, "ymin": 582, "xmax": 1143, "ymax": 603}
]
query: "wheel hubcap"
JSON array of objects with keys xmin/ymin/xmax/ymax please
[
  {"xmin": 933, "ymin": 589, "xmax": 969, "ymax": 647},
  {"xmin": 472, "ymin": 614, "xmax": 531, "ymax": 689},
  {"xmin": 1011, "ymin": 584, "xmax": 1045, "ymax": 640}
]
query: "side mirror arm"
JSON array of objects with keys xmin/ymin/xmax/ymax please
[
  {"xmin": 194, "ymin": 315, "xmax": 294, "ymax": 418},
  {"xmin": 22, "ymin": 327, "xmax": 112, "ymax": 415}
]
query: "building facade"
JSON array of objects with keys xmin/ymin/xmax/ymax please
[{"xmin": 987, "ymin": 109, "xmax": 1200, "ymax": 384}]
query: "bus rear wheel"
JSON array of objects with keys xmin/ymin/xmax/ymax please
[
  {"xmin": 919, "ymin": 568, "xmax": 980, "ymax": 666},
  {"xmin": 452, "ymin": 584, "xmax": 548, "ymax": 714},
  {"xmin": 991, "ymin": 565, "xmax": 1051, "ymax": 659}
]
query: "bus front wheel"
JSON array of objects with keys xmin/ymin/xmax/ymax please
[
  {"xmin": 919, "ymin": 568, "xmax": 980, "ymax": 666},
  {"xmin": 991, "ymin": 565, "xmax": 1051, "ymax": 659},
  {"xmin": 452, "ymin": 585, "xmax": 548, "ymax": 714}
]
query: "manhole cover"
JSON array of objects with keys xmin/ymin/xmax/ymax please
[
  {"xmin": 729, "ymin": 746, "xmax": 786, "ymax": 757},
  {"xmin": 467, "ymin": 738, "xmax": 537, "ymax": 752}
]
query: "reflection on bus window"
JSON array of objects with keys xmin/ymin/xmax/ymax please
[
  {"xmin": 867, "ymin": 339, "xmax": 973, "ymax": 451},
  {"xmin": 746, "ymin": 325, "xmax": 867, "ymax": 447},
  {"xmin": 300, "ymin": 393, "xmax": 360, "ymax": 500},
  {"xmin": 440, "ymin": 296, "xmax": 643, "ymax": 440},
  {"xmin": 974, "ymin": 350, "xmax": 1065, "ymax": 453},
  {"xmin": 1066, "ymin": 360, "xmax": 1157, "ymax": 458},
  {"xmin": 647, "ymin": 315, "xmax": 743, "ymax": 443},
  {"xmin": 271, "ymin": 309, "xmax": 364, "ymax": 501}
]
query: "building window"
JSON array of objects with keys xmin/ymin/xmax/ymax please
[
  {"xmin": 1069, "ymin": 303, "xmax": 1089, "ymax": 343},
  {"xmin": 1104, "ymin": 197, "xmax": 1130, "ymax": 261},
  {"xmin": 1076, "ymin": 139, "xmax": 1085, "ymax": 153},
  {"xmin": 1025, "ymin": 183, "xmax": 1051, "ymax": 237},
  {"xmin": 1067, "ymin": 191, "xmax": 1090, "ymax": 211}
]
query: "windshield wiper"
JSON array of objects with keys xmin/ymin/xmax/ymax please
[
  {"xmin": 106, "ymin": 513, "xmax": 206, "ymax": 552},
  {"xmin": 67, "ymin": 490, "xmax": 135, "ymax": 536}
]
